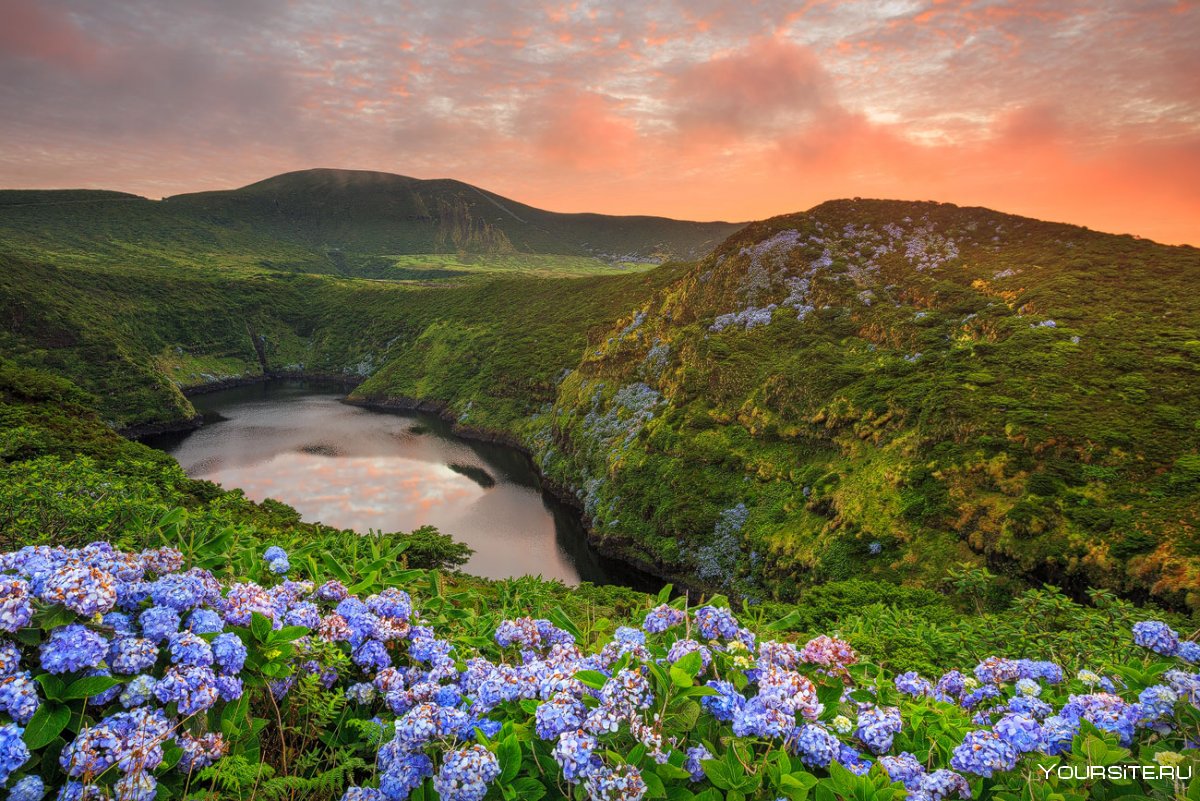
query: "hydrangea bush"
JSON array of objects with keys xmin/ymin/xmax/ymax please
[{"xmin": 0, "ymin": 542, "xmax": 1197, "ymax": 800}]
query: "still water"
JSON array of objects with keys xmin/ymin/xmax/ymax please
[{"xmin": 147, "ymin": 381, "xmax": 657, "ymax": 589}]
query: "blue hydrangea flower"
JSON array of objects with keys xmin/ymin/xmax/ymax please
[
  {"xmin": 212, "ymin": 632, "xmax": 247, "ymax": 675},
  {"xmin": 1016, "ymin": 660, "xmax": 1063, "ymax": 684},
  {"xmin": 895, "ymin": 672, "xmax": 932, "ymax": 697},
  {"xmin": 732, "ymin": 697, "xmax": 794, "ymax": 739},
  {"xmin": 536, "ymin": 692, "xmax": 587, "ymax": 740},
  {"xmin": 153, "ymin": 666, "xmax": 219, "ymax": 715},
  {"xmin": 109, "ymin": 637, "xmax": 158, "ymax": 675},
  {"xmin": 553, "ymin": 729, "xmax": 599, "ymax": 783},
  {"xmin": 950, "ymin": 730, "xmax": 1018, "ymax": 777},
  {"xmin": 1133, "ymin": 621, "xmax": 1180, "ymax": 656},
  {"xmin": 433, "ymin": 744, "xmax": 500, "ymax": 801},
  {"xmin": 1177, "ymin": 641, "xmax": 1200, "ymax": 664},
  {"xmin": 642, "ymin": 604, "xmax": 684, "ymax": 634},
  {"xmin": 700, "ymin": 680, "xmax": 744, "ymax": 722},
  {"xmin": 837, "ymin": 744, "xmax": 873, "ymax": 776},
  {"xmin": 188, "ymin": 608, "xmax": 225, "ymax": 634},
  {"xmin": 0, "ymin": 673, "xmax": 39, "ymax": 724},
  {"xmin": 914, "ymin": 769, "xmax": 971, "ymax": 801},
  {"xmin": 1059, "ymin": 693, "xmax": 1136, "ymax": 745},
  {"xmin": 994, "ymin": 712, "xmax": 1042, "ymax": 753},
  {"xmin": 379, "ymin": 751, "xmax": 433, "ymax": 800},
  {"xmin": 878, "ymin": 752, "xmax": 925, "ymax": 790},
  {"xmin": 856, "ymin": 705, "xmax": 902, "ymax": 755},
  {"xmin": 0, "ymin": 723, "xmax": 31, "ymax": 784},
  {"xmin": 119, "ymin": 675, "xmax": 157, "ymax": 708},
  {"xmin": 40, "ymin": 624, "xmax": 108, "ymax": 674},
  {"xmin": 685, "ymin": 745, "xmax": 711, "ymax": 782},
  {"xmin": 0, "ymin": 579, "xmax": 34, "ymax": 633},
  {"xmin": 7, "ymin": 774, "xmax": 44, "ymax": 801},
  {"xmin": 41, "ymin": 564, "xmax": 117, "ymax": 617},
  {"xmin": 1138, "ymin": 685, "xmax": 1178, "ymax": 720},
  {"xmin": 1039, "ymin": 715, "xmax": 1078, "ymax": 755},
  {"xmin": 168, "ymin": 631, "xmax": 214, "ymax": 667},
  {"xmin": 353, "ymin": 640, "xmax": 392, "ymax": 672},
  {"xmin": 113, "ymin": 772, "xmax": 157, "ymax": 801},
  {"xmin": 138, "ymin": 606, "xmax": 181, "ymax": 643},
  {"xmin": 790, "ymin": 724, "xmax": 840, "ymax": 768},
  {"xmin": 694, "ymin": 606, "xmax": 740, "ymax": 641},
  {"xmin": 583, "ymin": 764, "xmax": 646, "ymax": 801},
  {"xmin": 367, "ymin": 588, "xmax": 413, "ymax": 621}
]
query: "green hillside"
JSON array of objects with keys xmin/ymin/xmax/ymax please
[
  {"xmin": 3, "ymin": 189, "xmax": 1199, "ymax": 610},
  {"xmin": 533, "ymin": 200, "xmax": 1200, "ymax": 608},
  {"xmin": 167, "ymin": 168, "xmax": 743, "ymax": 265},
  {"xmin": 4, "ymin": 188, "xmax": 1200, "ymax": 799}
]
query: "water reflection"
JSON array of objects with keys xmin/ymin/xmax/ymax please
[{"xmin": 146, "ymin": 381, "xmax": 659, "ymax": 590}]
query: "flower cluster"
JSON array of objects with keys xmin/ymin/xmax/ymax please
[{"xmin": 2, "ymin": 540, "xmax": 1197, "ymax": 801}]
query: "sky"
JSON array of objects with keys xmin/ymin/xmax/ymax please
[{"xmin": 1, "ymin": 0, "xmax": 1197, "ymax": 245}]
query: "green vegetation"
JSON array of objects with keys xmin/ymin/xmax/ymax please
[
  {"xmin": 3, "ymin": 184, "xmax": 1198, "ymax": 614},
  {"xmin": 535, "ymin": 200, "xmax": 1200, "ymax": 609}
]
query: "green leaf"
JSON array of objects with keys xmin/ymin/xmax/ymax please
[
  {"xmin": 499, "ymin": 735, "xmax": 522, "ymax": 784},
  {"xmin": 63, "ymin": 675, "xmax": 122, "ymax": 701},
  {"xmin": 250, "ymin": 611, "xmax": 272, "ymax": 643},
  {"xmin": 656, "ymin": 584, "xmax": 674, "ymax": 604},
  {"xmin": 670, "ymin": 665, "xmax": 695, "ymax": 688},
  {"xmin": 270, "ymin": 625, "xmax": 310, "ymax": 643},
  {"xmin": 34, "ymin": 674, "xmax": 65, "ymax": 701},
  {"xmin": 574, "ymin": 670, "xmax": 609, "ymax": 690},
  {"xmin": 549, "ymin": 606, "xmax": 583, "ymax": 642},
  {"xmin": 643, "ymin": 770, "xmax": 667, "ymax": 799},
  {"xmin": 510, "ymin": 778, "xmax": 547, "ymax": 801},
  {"xmin": 703, "ymin": 759, "xmax": 733, "ymax": 791},
  {"xmin": 24, "ymin": 703, "xmax": 70, "ymax": 749}
]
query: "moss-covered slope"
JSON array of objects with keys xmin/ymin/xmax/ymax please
[{"xmin": 536, "ymin": 199, "xmax": 1200, "ymax": 607}]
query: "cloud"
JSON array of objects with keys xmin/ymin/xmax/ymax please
[
  {"xmin": 668, "ymin": 37, "xmax": 832, "ymax": 141},
  {"xmin": 519, "ymin": 90, "xmax": 640, "ymax": 171},
  {"xmin": 0, "ymin": 0, "xmax": 1196, "ymax": 244}
]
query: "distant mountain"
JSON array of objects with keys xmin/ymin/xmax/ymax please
[
  {"xmin": 535, "ymin": 199, "xmax": 1200, "ymax": 607},
  {"xmin": 164, "ymin": 168, "xmax": 742, "ymax": 262}
]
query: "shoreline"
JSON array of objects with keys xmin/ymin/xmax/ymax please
[
  {"xmin": 131, "ymin": 373, "xmax": 711, "ymax": 598},
  {"xmin": 345, "ymin": 393, "xmax": 715, "ymax": 600}
]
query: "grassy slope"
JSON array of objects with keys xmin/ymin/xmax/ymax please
[
  {"xmin": 165, "ymin": 168, "xmax": 743, "ymax": 263},
  {"xmin": 3, "ymin": 188, "xmax": 1198, "ymax": 611},
  {"xmin": 1, "ymin": 356, "xmax": 1187, "ymax": 680},
  {"xmin": 0, "ymin": 242, "xmax": 688, "ymax": 429},
  {"xmin": 536, "ymin": 200, "xmax": 1200, "ymax": 608}
]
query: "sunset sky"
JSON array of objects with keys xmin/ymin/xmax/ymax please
[{"xmin": 1, "ymin": 0, "xmax": 1197, "ymax": 245}]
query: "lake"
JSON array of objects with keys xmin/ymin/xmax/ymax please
[{"xmin": 146, "ymin": 381, "xmax": 658, "ymax": 589}]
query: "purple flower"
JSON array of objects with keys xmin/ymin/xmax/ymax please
[
  {"xmin": 40, "ymin": 624, "xmax": 108, "ymax": 674},
  {"xmin": 138, "ymin": 606, "xmax": 181, "ymax": 643},
  {"xmin": 790, "ymin": 724, "xmax": 840, "ymax": 768},
  {"xmin": 879, "ymin": 752, "xmax": 926, "ymax": 790},
  {"xmin": 685, "ymin": 745, "xmax": 711, "ymax": 782},
  {"xmin": 168, "ymin": 631, "xmax": 214, "ymax": 667},
  {"xmin": 212, "ymin": 632, "xmax": 247, "ymax": 675},
  {"xmin": 950, "ymin": 730, "xmax": 1018, "ymax": 777},
  {"xmin": 0, "ymin": 673, "xmax": 40, "ymax": 724},
  {"xmin": 642, "ymin": 604, "xmax": 684, "ymax": 634},
  {"xmin": 553, "ymin": 729, "xmax": 599, "ymax": 783},
  {"xmin": 1133, "ymin": 621, "xmax": 1180, "ymax": 656},
  {"xmin": 535, "ymin": 691, "xmax": 586, "ymax": 740},
  {"xmin": 433, "ymin": 744, "xmax": 500, "ymax": 801},
  {"xmin": 584, "ymin": 764, "xmax": 646, "ymax": 801},
  {"xmin": 994, "ymin": 712, "xmax": 1042, "ymax": 753},
  {"xmin": 154, "ymin": 665, "xmax": 219, "ymax": 715},
  {"xmin": 0, "ymin": 579, "xmax": 34, "ymax": 633}
]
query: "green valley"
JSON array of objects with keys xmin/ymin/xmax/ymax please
[{"xmin": 3, "ymin": 180, "xmax": 1199, "ymax": 613}]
